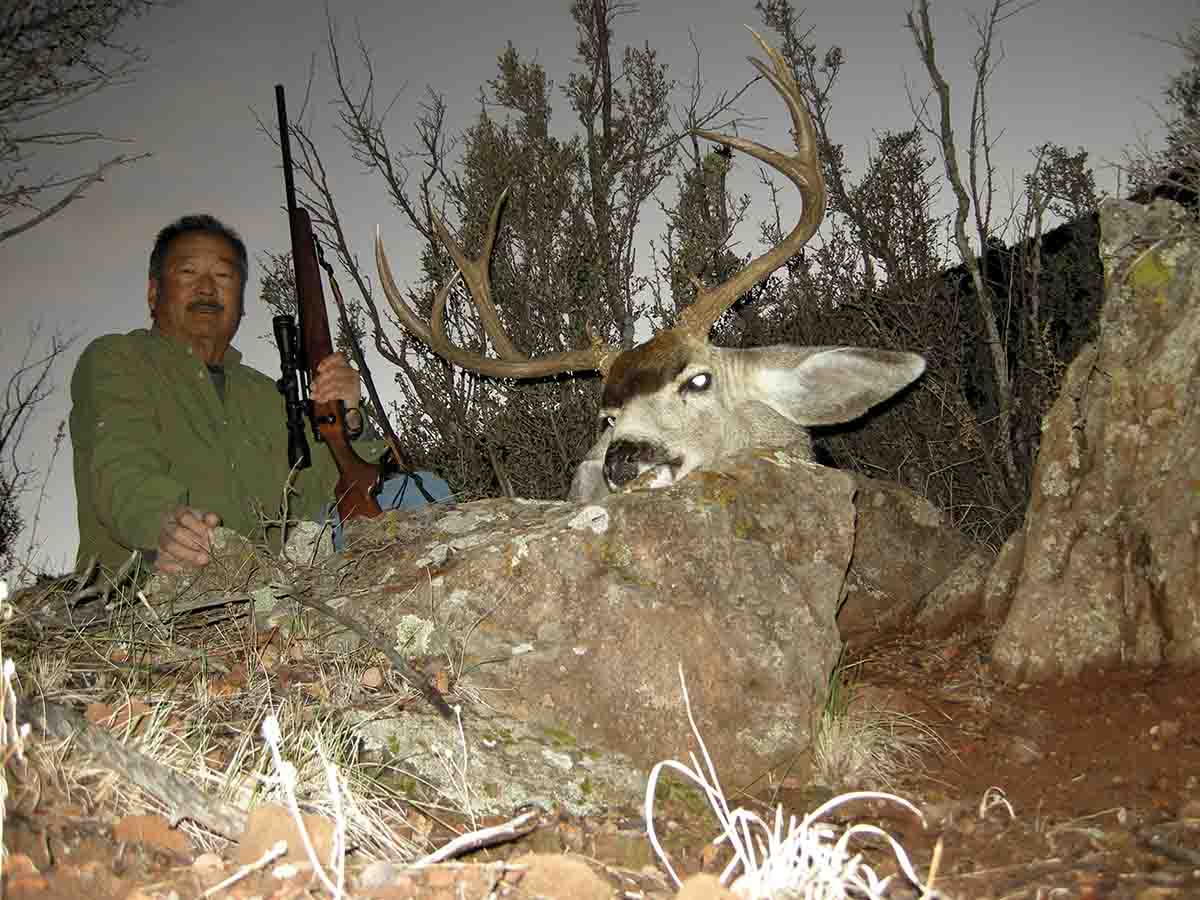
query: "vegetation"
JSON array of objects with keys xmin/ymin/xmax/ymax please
[
  {"xmin": 0, "ymin": 1, "xmax": 166, "ymax": 243},
  {"xmin": 270, "ymin": 0, "xmax": 749, "ymax": 501},
  {"xmin": 264, "ymin": 0, "xmax": 1119, "ymax": 546},
  {"xmin": 1127, "ymin": 23, "xmax": 1200, "ymax": 206},
  {"xmin": 0, "ymin": 330, "xmax": 71, "ymax": 577},
  {"xmin": 1, "ymin": 1, "xmax": 167, "ymax": 576},
  {"xmin": 1, "ymin": 5, "xmax": 1197, "ymax": 896},
  {"xmin": 702, "ymin": 0, "xmax": 1104, "ymax": 543}
]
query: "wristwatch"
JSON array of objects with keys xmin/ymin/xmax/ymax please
[{"xmin": 343, "ymin": 406, "xmax": 365, "ymax": 439}]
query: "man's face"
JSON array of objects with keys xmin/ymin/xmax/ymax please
[{"xmin": 148, "ymin": 231, "xmax": 243, "ymax": 361}]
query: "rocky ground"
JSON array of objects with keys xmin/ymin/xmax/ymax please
[{"xmin": 3, "ymin": 620, "xmax": 1199, "ymax": 900}]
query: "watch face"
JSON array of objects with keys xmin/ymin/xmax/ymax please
[{"xmin": 344, "ymin": 408, "xmax": 364, "ymax": 437}]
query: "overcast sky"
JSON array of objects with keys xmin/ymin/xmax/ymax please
[{"xmin": 1, "ymin": 0, "xmax": 1194, "ymax": 576}]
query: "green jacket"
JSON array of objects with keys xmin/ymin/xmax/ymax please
[{"xmin": 70, "ymin": 326, "xmax": 377, "ymax": 571}]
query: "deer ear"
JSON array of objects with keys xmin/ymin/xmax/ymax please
[{"xmin": 753, "ymin": 347, "xmax": 926, "ymax": 426}]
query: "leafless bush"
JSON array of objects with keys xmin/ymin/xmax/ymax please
[
  {"xmin": 0, "ymin": 1, "xmax": 167, "ymax": 242},
  {"xmin": 1, "ymin": 328, "xmax": 72, "ymax": 575},
  {"xmin": 666, "ymin": 0, "xmax": 1104, "ymax": 544},
  {"xmin": 1126, "ymin": 23, "xmax": 1199, "ymax": 209},
  {"xmin": 264, "ymin": 0, "xmax": 1124, "ymax": 544}
]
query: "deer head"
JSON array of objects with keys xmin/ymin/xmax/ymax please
[{"xmin": 376, "ymin": 30, "xmax": 925, "ymax": 503}]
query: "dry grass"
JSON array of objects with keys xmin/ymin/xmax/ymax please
[
  {"xmin": 811, "ymin": 705, "xmax": 944, "ymax": 792},
  {"xmin": 0, "ymin": 544, "xmax": 446, "ymax": 863},
  {"xmin": 810, "ymin": 655, "xmax": 945, "ymax": 792},
  {"xmin": 646, "ymin": 665, "xmax": 945, "ymax": 898}
]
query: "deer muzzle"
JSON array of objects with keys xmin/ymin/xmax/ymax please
[{"xmin": 603, "ymin": 439, "xmax": 684, "ymax": 491}]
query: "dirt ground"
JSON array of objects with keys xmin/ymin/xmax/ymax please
[{"xmin": 3, "ymin": 623, "xmax": 1199, "ymax": 900}]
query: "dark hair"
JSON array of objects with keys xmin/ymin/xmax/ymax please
[{"xmin": 148, "ymin": 214, "xmax": 248, "ymax": 299}]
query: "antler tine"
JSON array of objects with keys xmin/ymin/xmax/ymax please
[
  {"xmin": 677, "ymin": 27, "xmax": 827, "ymax": 338},
  {"xmin": 428, "ymin": 189, "xmax": 525, "ymax": 362},
  {"xmin": 375, "ymin": 200, "xmax": 620, "ymax": 380}
]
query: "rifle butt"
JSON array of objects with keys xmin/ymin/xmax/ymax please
[{"xmin": 321, "ymin": 419, "xmax": 384, "ymax": 520}]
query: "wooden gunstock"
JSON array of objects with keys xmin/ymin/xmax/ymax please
[
  {"xmin": 277, "ymin": 83, "xmax": 381, "ymax": 523},
  {"xmin": 289, "ymin": 206, "xmax": 383, "ymax": 522}
]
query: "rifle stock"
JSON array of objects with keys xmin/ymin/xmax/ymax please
[{"xmin": 275, "ymin": 84, "xmax": 382, "ymax": 522}]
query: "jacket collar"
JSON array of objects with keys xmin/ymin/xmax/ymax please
[{"xmin": 148, "ymin": 324, "xmax": 243, "ymax": 367}]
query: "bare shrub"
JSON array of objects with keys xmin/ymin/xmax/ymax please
[
  {"xmin": 1, "ymin": 329, "xmax": 72, "ymax": 576},
  {"xmin": 650, "ymin": 0, "xmax": 1104, "ymax": 544},
  {"xmin": 1126, "ymin": 23, "xmax": 1200, "ymax": 208},
  {"xmin": 0, "ymin": 1, "xmax": 168, "ymax": 242}
]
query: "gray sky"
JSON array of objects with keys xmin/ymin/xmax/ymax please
[{"xmin": 1, "ymin": 0, "xmax": 1194, "ymax": 575}]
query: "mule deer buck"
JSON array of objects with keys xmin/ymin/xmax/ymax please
[{"xmin": 376, "ymin": 30, "xmax": 925, "ymax": 503}]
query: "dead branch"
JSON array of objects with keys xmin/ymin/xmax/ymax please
[
  {"xmin": 0, "ymin": 1, "xmax": 165, "ymax": 241},
  {"xmin": 13, "ymin": 695, "xmax": 249, "ymax": 838},
  {"xmin": 905, "ymin": 0, "xmax": 1020, "ymax": 501}
]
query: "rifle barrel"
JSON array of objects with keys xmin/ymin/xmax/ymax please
[{"xmin": 274, "ymin": 85, "xmax": 297, "ymax": 216}]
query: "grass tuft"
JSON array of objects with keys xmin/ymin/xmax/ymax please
[{"xmin": 645, "ymin": 664, "xmax": 944, "ymax": 899}]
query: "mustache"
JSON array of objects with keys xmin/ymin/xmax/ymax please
[{"xmin": 187, "ymin": 297, "xmax": 225, "ymax": 312}]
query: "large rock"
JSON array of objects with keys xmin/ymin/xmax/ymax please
[
  {"xmin": 342, "ymin": 443, "xmax": 854, "ymax": 791},
  {"xmin": 838, "ymin": 476, "xmax": 975, "ymax": 637},
  {"xmin": 991, "ymin": 199, "xmax": 1200, "ymax": 681},
  {"xmin": 142, "ymin": 441, "xmax": 971, "ymax": 809},
  {"xmin": 332, "ymin": 441, "xmax": 970, "ymax": 791}
]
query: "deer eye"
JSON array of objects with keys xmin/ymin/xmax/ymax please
[{"xmin": 681, "ymin": 372, "xmax": 712, "ymax": 394}]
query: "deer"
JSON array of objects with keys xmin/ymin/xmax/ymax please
[{"xmin": 375, "ymin": 30, "xmax": 925, "ymax": 504}]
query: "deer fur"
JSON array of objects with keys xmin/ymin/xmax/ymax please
[{"xmin": 568, "ymin": 332, "xmax": 925, "ymax": 501}]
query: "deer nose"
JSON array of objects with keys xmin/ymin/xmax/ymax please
[{"xmin": 604, "ymin": 440, "xmax": 648, "ymax": 488}]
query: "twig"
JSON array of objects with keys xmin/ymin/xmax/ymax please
[
  {"xmin": 200, "ymin": 840, "xmax": 287, "ymax": 897},
  {"xmin": 1137, "ymin": 829, "xmax": 1200, "ymax": 867},
  {"xmin": 277, "ymin": 587, "xmax": 454, "ymax": 720},
  {"xmin": 409, "ymin": 810, "xmax": 539, "ymax": 868},
  {"xmin": 14, "ymin": 695, "xmax": 248, "ymax": 838},
  {"xmin": 0, "ymin": 155, "xmax": 149, "ymax": 243},
  {"xmin": 260, "ymin": 717, "xmax": 346, "ymax": 899}
]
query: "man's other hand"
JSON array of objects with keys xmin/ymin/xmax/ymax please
[
  {"xmin": 157, "ymin": 505, "xmax": 221, "ymax": 573},
  {"xmin": 311, "ymin": 353, "xmax": 361, "ymax": 407}
]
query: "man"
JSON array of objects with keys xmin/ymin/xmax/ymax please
[{"xmin": 71, "ymin": 214, "xmax": 449, "ymax": 574}]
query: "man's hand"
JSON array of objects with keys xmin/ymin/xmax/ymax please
[
  {"xmin": 311, "ymin": 353, "xmax": 361, "ymax": 408},
  {"xmin": 156, "ymin": 505, "xmax": 221, "ymax": 573}
]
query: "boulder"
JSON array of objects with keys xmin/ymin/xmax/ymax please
[
  {"xmin": 991, "ymin": 200, "xmax": 1200, "ymax": 681},
  {"xmin": 915, "ymin": 547, "xmax": 994, "ymax": 636},
  {"xmin": 143, "ymin": 441, "xmax": 973, "ymax": 809},
  {"xmin": 838, "ymin": 476, "xmax": 975, "ymax": 637},
  {"xmin": 340, "ymin": 443, "xmax": 855, "ymax": 791}
]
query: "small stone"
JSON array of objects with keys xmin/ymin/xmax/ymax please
[
  {"xmin": 192, "ymin": 853, "xmax": 224, "ymax": 872},
  {"xmin": 1157, "ymin": 720, "xmax": 1182, "ymax": 741},
  {"xmin": 236, "ymin": 804, "xmax": 336, "ymax": 867},
  {"xmin": 509, "ymin": 854, "xmax": 611, "ymax": 900},
  {"xmin": 1005, "ymin": 736, "xmax": 1044, "ymax": 765},
  {"xmin": 677, "ymin": 873, "xmax": 738, "ymax": 900},
  {"xmin": 358, "ymin": 860, "xmax": 399, "ymax": 888}
]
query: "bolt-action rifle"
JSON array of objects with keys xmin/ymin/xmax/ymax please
[
  {"xmin": 273, "ymin": 89, "xmax": 457, "ymax": 719},
  {"xmin": 273, "ymin": 84, "xmax": 383, "ymax": 522}
]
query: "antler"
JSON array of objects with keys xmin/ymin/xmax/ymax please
[
  {"xmin": 677, "ymin": 27, "xmax": 827, "ymax": 338},
  {"xmin": 376, "ymin": 191, "xmax": 620, "ymax": 378},
  {"xmin": 374, "ymin": 27, "xmax": 825, "ymax": 378}
]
